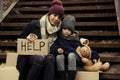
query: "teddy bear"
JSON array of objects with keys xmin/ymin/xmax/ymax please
[{"xmin": 76, "ymin": 45, "xmax": 110, "ymax": 72}]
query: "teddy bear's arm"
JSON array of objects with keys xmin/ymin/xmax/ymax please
[
  {"xmin": 82, "ymin": 57, "xmax": 93, "ymax": 66},
  {"xmin": 83, "ymin": 61, "xmax": 102, "ymax": 71}
]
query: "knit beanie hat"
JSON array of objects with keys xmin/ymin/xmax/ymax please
[
  {"xmin": 48, "ymin": 0, "xmax": 64, "ymax": 19},
  {"xmin": 61, "ymin": 15, "xmax": 76, "ymax": 32}
]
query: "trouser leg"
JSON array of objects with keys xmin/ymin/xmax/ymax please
[
  {"xmin": 26, "ymin": 55, "xmax": 44, "ymax": 80},
  {"xmin": 68, "ymin": 53, "xmax": 76, "ymax": 71},
  {"xmin": 43, "ymin": 54, "xmax": 55, "ymax": 80},
  {"xmin": 68, "ymin": 53, "xmax": 76, "ymax": 80},
  {"xmin": 16, "ymin": 55, "xmax": 30, "ymax": 80},
  {"xmin": 56, "ymin": 54, "xmax": 66, "ymax": 80},
  {"xmin": 56, "ymin": 54, "xmax": 65, "ymax": 71}
]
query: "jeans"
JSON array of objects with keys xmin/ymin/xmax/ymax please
[
  {"xmin": 16, "ymin": 54, "xmax": 55, "ymax": 80},
  {"xmin": 56, "ymin": 53, "xmax": 76, "ymax": 71}
]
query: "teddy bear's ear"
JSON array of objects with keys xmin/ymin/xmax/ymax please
[{"xmin": 80, "ymin": 38, "xmax": 89, "ymax": 46}]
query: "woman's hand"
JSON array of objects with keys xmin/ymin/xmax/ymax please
[{"xmin": 27, "ymin": 33, "xmax": 38, "ymax": 41}]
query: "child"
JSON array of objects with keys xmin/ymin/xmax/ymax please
[{"xmin": 50, "ymin": 15, "xmax": 100, "ymax": 80}]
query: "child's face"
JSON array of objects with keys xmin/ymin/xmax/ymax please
[{"xmin": 62, "ymin": 28, "xmax": 72, "ymax": 37}]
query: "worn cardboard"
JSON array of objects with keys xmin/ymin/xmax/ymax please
[
  {"xmin": 17, "ymin": 38, "xmax": 48, "ymax": 55},
  {"xmin": 75, "ymin": 71, "xmax": 99, "ymax": 80},
  {"xmin": 0, "ymin": 66, "xmax": 19, "ymax": 80},
  {"xmin": 6, "ymin": 53, "xmax": 18, "ymax": 67}
]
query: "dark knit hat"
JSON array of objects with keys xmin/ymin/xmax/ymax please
[
  {"xmin": 61, "ymin": 15, "xmax": 76, "ymax": 32},
  {"xmin": 48, "ymin": 0, "xmax": 64, "ymax": 19}
]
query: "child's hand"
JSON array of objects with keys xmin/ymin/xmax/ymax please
[{"xmin": 57, "ymin": 48, "xmax": 64, "ymax": 54}]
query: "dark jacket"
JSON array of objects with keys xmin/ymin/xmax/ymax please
[
  {"xmin": 20, "ymin": 20, "xmax": 42, "ymax": 39},
  {"xmin": 50, "ymin": 32, "xmax": 100, "ymax": 67},
  {"xmin": 50, "ymin": 33, "xmax": 82, "ymax": 56}
]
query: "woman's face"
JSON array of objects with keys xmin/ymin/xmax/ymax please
[{"xmin": 49, "ymin": 14, "xmax": 61, "ymax": 26}]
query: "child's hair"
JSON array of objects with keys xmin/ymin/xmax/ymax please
[
  {"xmin": 61, "ymin": 15, "xmax": 76, "ymax": 33},
  {"xmin": 62, "ymin": 27, "xmax": 73, "ymax": 32}
]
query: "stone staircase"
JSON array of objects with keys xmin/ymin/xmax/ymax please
[{"xmin": 0, "ymin": 0, "xmax": 120, "ymax": 80}]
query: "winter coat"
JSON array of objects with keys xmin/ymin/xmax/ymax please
[
  {"xmin": 50, "ymin": 32, "xmax": 100, "ymax": 67},
  {"xmin": 50, "ymin": 32, "xmax": 82, "ymax": 56},
  {"xmin": 21, "ymin": 20, "xmax": 41, "ymax": 39}
]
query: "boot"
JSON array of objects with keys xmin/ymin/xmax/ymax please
[
  {"xmin": 68, "ymin": 71, "xmax": 76, "ymax": 80},
  {"xmin": 57, "ymin": 71, "xmax": 66, "ymax": 80}
]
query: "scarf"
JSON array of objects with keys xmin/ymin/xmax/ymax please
[
  {"xmin": 60, "ymin": 31, "xmax": 79, "ymax": 41},
  {"xmin": 40, "ymin": 14, "xmax": 61, "ymax": 47}
]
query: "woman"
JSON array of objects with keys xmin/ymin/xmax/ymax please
[{"xmin": 16, "ymin": 0, "xmax": 64, "ymax": 80}]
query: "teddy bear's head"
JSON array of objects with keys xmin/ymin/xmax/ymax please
[{"xmin": 76, "ymin": 45, "xmax": 91, "ymax": 59}]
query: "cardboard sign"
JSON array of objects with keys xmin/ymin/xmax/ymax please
[{"xmin": 17, "ymin": 39, "xmax": 48, "ymax": 55}]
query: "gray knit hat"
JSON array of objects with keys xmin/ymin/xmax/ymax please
[{"xmin": 61, "ymin": 15, "xmax": 76, "ymax": 32}]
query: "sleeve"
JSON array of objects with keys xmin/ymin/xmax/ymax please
[
  {"xmin": 50, "ymin": 39, "xmax": 61, "ymax": 56},
  {"xmin": 20, "ymin": 21, "xmax": 34, "ymax": 38}
]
